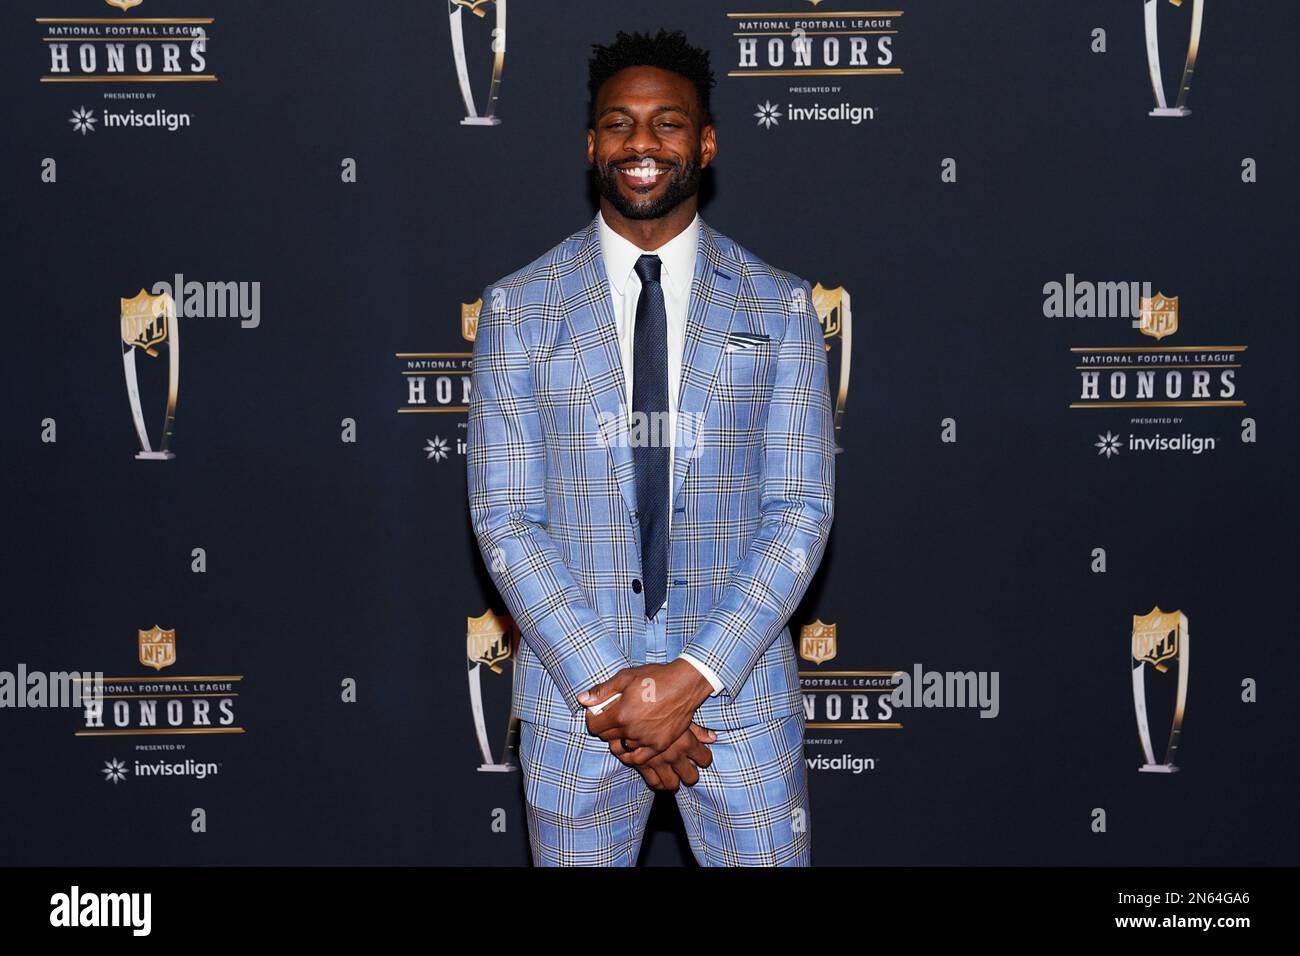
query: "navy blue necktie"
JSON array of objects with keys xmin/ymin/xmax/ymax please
[{"xmin": 632, "ymin": 254, "xmax": 668, "ymax": 618}]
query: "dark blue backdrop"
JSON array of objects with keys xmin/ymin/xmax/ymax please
[{"xmin": 2, "ymin": 0, "xmax": 1296, "ymax": 866}]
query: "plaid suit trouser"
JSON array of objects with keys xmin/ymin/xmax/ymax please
[{"xmin": 517, "ymin": 609, "xmax": 811, "ymax": 867}]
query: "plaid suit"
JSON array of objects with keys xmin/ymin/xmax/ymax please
[{"xmin": 467, "ymin": 213, "xmax": 834, "ymax": 865}]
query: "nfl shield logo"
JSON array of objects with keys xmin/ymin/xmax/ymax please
[
  {"xmin": 106, "ymin": 0, "xmax": 144, "ymax": 11},
  {"xmin": 120, "ymin": 289, "xmax": 172, "ymax": 356},
  {"xmin": 799, "ymin": 620, "xmax": 837, "ymax": 664},
  {"xmin": 466, "ymin": 610, "xmax": 517, "ymax": 674},
  {"xmin": 1131, "ymin": 607, "xmax": 1179, "ymax": 673},
  {"xmin": 138, "ymin": 625, "xmax": 176, "ymax": 671},
  {"xmin": 461, "ymin": 299, "xmax": 481, "ymax": 342},
  {"xmin": 812, "ymin": 283, "xmax": 847, "ymax": 341},
  {"xmin": 1139, "ymin": 293, "xmax": 1179, "ymax": 339}
]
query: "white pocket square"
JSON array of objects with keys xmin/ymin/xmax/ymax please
[{"xmin": 724, "ymin": 332, "xmax": 770, "ymax": 352}]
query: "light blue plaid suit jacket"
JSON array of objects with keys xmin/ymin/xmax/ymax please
[{"xmin": 467, "ymin": 212, "xmax": 834, "ymax": 732}]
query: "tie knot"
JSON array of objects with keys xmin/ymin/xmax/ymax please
[{"xmin": 634, "ymin": 254, "xmax": 662, "ymax": 286}]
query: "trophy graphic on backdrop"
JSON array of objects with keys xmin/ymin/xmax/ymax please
[
  {"xmin": 1143, "ymin": 0, "xmax": 1205, "ymax": 117},
  {"xmin": 812, "ymin": 283, "xmax": 852, "ymax": 454},
  {"xmin": 1131, "ymin": 606, "xmax": 1190, "ymax": 773},
  {"xmin": 466, "ymin": 609, "xmax": 520, "ymax": 771},
  {"xmin": 120, "ymin": 289, "xmax": 179, "ymax": 460},
  {"xmin": 448, "ymin": 0, "xmax": 506, "ymax": 125}
]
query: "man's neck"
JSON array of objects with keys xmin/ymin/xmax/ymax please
[{"xmin": 599, "ymin": 199, "xmax": 697, "ymax": 252}]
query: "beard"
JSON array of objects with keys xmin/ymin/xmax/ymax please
[{"xmin": 594, "ymin": 149, "xmax": 703, "ymax": 220}]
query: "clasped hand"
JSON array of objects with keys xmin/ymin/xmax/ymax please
[{"xmin": 579, "ymin": 660, "xmax": 716, "ymax": 791}]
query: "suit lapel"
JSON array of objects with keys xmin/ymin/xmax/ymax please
[
  {"xmin": 673, "ymin": 219, "xmax": 741, "ymax": 508},
  {"xmin": 559, "ymin": 216, "xmax": 640, "ymax": 522},
  {"xmin": 558, "ymin": 213, "xmax": 741, "ymax": 523}
]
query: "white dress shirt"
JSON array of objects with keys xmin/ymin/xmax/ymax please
[{"xmin": 596, "ymin": 209, "xmax": 724, "ymax": 696}]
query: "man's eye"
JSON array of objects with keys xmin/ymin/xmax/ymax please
[{"xmin": 605, "ymin": 120, "xmax": 680, "ymax": 130}]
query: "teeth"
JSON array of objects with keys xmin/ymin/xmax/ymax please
[{"xmin": 621, "ymin": 165, "xmax": 664, "ymax": 179}]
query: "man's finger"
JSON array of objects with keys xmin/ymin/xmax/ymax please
[
  {"xmin": 684, "ymin": 735, "xmax": 714, "ymax": 769},
  {"xmin": 649, "ymin": 758, "xmax": 681, "ymax": 791},
  {"xmin": 586, "ymin": 712, "xmax": 628, "ymax": 739},
  {"xmin": 578, "ymin": 669, "xmax": 634, "ymax": 707},
  {"xmin": 626, "ymin": 745, "xmax": 658, "ymax": 766},
  {"xmin": 673, "ymin": 755, "xmax": 700, "ymax": 787},
  {"xmin": 637, "ymin": 764, "xmax": 664, "ymax": 790},
  {"xmin": 584, "ymin": 691, "xmax": 623, "ymax": 716},
  {"xmin": 688, "ymin": 722, "xmax": 718, "ymax": 744},
  {"xmin": 610, "ymin": 738, "xmax": 654, "ymax": 765}
]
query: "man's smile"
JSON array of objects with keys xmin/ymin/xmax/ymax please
[{"xmin": 616, "ymin": 160, "xmax": 673, "ymax": 188}]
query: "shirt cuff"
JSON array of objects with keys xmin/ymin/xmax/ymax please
[{"xmin": 678, "ymin": 653, "xmax": 724, "ymax": 696}]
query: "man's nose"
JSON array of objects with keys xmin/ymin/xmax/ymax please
[{"xmin": 622, "ymin": 127, "xmax": 664, "ymax": 155}]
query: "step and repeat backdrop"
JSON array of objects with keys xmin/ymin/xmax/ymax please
[{"xmin": 2, "ymin": 0, "xmax": 1296, "ymax": 866}]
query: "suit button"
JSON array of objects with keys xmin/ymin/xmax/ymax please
[{"xmin": 631, "ymin": 579, "xmax": 642, "ymax": 594}]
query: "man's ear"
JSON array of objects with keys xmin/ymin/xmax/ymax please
[
  {"xmin": 699, "ymin": 123, "xmax": 717, "ymax": 168},
  {"xmin": 586, "ymin": 128, "xmax": 595, "ymax": 165}
]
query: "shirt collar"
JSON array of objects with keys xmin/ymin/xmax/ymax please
[{"xmin": 597, "ymin": 208, "xmax": 700, "ymax": 298}]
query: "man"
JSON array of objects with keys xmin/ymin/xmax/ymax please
[{"xmin": 466, "ymin": 28, "xmax": 834, "ymax": 866}]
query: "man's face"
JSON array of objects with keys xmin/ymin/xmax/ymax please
[{"xmin": 587, "ymin": 65, "xmax": 715, "ymax": 221}]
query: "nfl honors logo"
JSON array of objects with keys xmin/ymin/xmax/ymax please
[
  {"xmin": 799, "ymin": 620, "xmax": 837, "ymax": 665},
  {"xmin": 138, "ymin": 625, "xmax": 176, "ymax": 671},
  {"xmin": 1138, "ymin": 292, "xmax": 1179, "ymax": 339}
]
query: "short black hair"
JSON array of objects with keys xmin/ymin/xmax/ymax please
[{"xmin": 587, "ymin": 28, "xmax": 716, "ymax": 130}]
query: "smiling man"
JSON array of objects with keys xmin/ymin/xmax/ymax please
[{"xmin": 467, "ymin": 28, "xmax": 835, "ymax": 866}]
